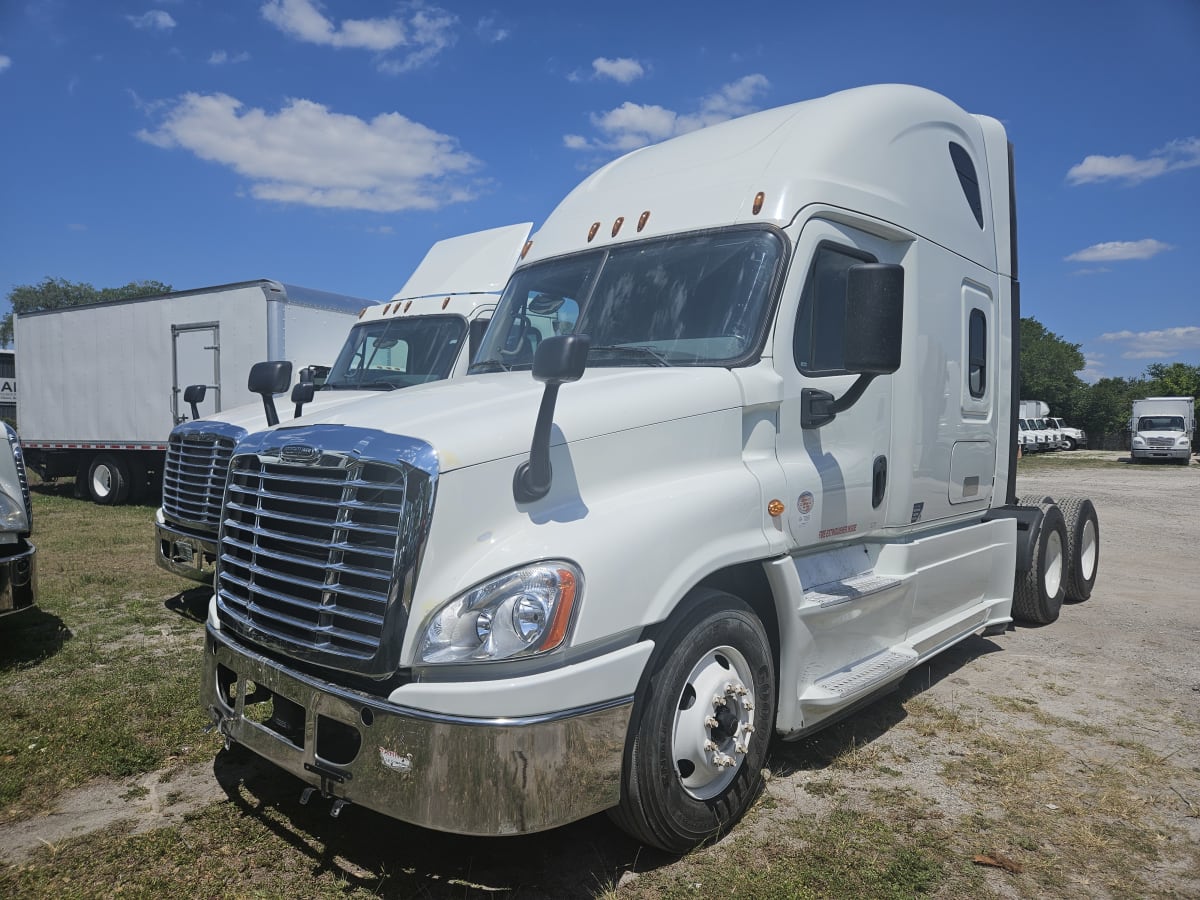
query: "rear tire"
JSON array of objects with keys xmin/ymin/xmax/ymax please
[
  {"xmin": 609, "ymin": 590, "xmax": 775, "ymax": 853},
  {"xmin": 1057, "ymin": 497, "xmax": 1099, "ymax": 602},
  {"xmin": 88, "ymin": 454, "xmax": 131, "ymax": 505},
  {"xmin": 1012, "ymin": 502, "xmax": 1067, "ymax": 625}
]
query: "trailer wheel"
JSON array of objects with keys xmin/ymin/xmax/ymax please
[
  {"xmin": 1056, "ymin": 496, "xmax": 1099, "ymax": 602},
  {"xmin": 1012, "ymin": 501, "xmax": 1067, "ymax": 625},
  {"xmin": 88, "ymin": 454, "xmax": 131, "ymax": 505},
  {"xmin": 609, "ymin": 589, "xmax": 774, "ymax": 853}
]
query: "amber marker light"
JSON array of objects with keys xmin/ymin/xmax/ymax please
[
  {"xmin": 768, "ymin": 499, "xmax": 785, "ymax": 517},
  {"xmin": 543, "ymin": 567, "xmax": 579, "ymax": 651},
  {"xmin": 382, "ymin": 303, "xmax": 392, "ymax": 316},
  {"xmin": 357, "ymin": 307, "xmax": 367, "ymax": 318},
  {"xmin": 521, "ymin": 239, "xmax": 533, "ymax": 259},
  {"xmin": 587, "ymin": 222, "xmax": 600, "ymax": 242},
  {"xmin": 611, "ymin": 216, "xmax": 625, "ymax": 237},
  {"xmin": 637, "ymin": 210, "xmax": 651, "ymax": 232},
  {"xmin": 752, "ymin": 191, "xmax": 765, "ymax": 215},
  {"xmin": 442, "ymin": 297, "xmax": 451, "ymax": 309},
  {"xmin": 404, "ymin": 300, "xmax": 412, "ymax": 313}
]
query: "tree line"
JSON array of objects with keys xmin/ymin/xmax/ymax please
[{"xmin": 1021, "ymin": 317, "xmax": 1199, "ymax": 445}]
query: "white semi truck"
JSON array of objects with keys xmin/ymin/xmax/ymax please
[
  {"xmin": 14, "ymin": 281, "xmax": 371, "ymax": 504},
  {"xmin": 0, "ymin": 424, "xmax": 36, "ymax": 620},
  {"xmin": 155, "ymin": 224, "xmax": 532, "ymax": 582},
  {"xmin": 200, "ymin": 85, "xmax": 1101, "ymax": 851},
  {"xmin": 1130, "ymin": 396, "xmax": 1195, "ymax": 464}
]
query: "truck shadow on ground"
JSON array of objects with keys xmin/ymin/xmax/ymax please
[
  {"xmin": 212, "ymin": 747, "xmax": 666, "ymax": 898},
  {"xmin": 164, "ymin": 585, "xmax": 213, "ymax": 623},
  {"xmin": 0, "ymin": 607, "xmax": 71, "ymax": 667},
  {"xmin": 207, "ymin": 634, "xmax": 1007, "ymax": 897}
]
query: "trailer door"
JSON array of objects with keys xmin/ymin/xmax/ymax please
[{"xmin": 172, "ymin": 322, "xmax": 221, "ymax": 423}]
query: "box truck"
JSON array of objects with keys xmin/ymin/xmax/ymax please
[
  {"xmin": 15, "ymin": 281, "xmax": 373, "ymax": 505},
  {"xmin": 155, "ymin": 224, "xmax": 532, "ymax": 582},
  {"xmin": 201, "ymin": 85, "xmax": 1101, "ymax": 851},
  {"xmin": 1130, "ymin": 396, "xmax": 1195, "ymax": 463}
]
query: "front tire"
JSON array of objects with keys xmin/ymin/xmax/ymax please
[
  {"xmin": 610, "ymin": 590, "xmax": 775, "ymax": 853},
  {"xmin": 1012, "ymin": 502, "xmax": 1067, "ymax": 625}
]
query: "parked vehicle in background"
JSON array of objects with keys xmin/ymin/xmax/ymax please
[
  {"xmin": 201, "ymin": 85, "xmax": 1100, "ymax": 852},
  {"xmin": 1019, "ymin": 401, "xmax": 1085, "ymax": 450},
  {"xmin": 15, "ymin": 281, "xmax": 371, "ymax": 505},
  {"xmin": 1017, "ymin": 418, "xmax": 1038, "ymax": 453},
  {"xmin": 155, "ymin": 224, "xmax": 532, "ymax": 583},
  {"xmin": 0, "ymin": 424, "xmax": 36, "ymax": 619},
  {"xmin": 1130, "ymin": 396, "xmax": 1195, "ymax": 464},
  {"xmin": 1020, "ymin": 417, "xmax": 1050, "ymax": 451},
  {"xmin": 1047, "ymin": 417, "xmax": 1086, "ymax": 450},
  {"xmin": 1037, "ymin": 417, "xmax": 1065, "ymax": 450}
]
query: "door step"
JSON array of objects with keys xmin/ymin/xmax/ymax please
[
  {"xmin": 804, "ymin": 572, "xmax": 901, "ymax": 608},
  {"xmin": 800, "ymin": 647, "xmax": 918, "ymax": 707}
]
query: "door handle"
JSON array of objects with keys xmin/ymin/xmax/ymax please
[{"xmin": 872, "ymin": 455, "xmax": 888, "ymax": 509}]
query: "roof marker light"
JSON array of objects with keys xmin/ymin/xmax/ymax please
[
  {"xmin": 442, "ymin": 297, "xmax": 450, "ymax": 309},
  {"xmin": 521, "ymin": 239, "xmax": 533, "ymax": 259},
  {"xmin": 752, "ymin": 192, "xmax": 765, "ymax": 215},
  {"xmin": 587, "ymin": 222, "xmax": 600, "ymax": 242},
  {"xmin": 611, "ymin": 216, "xmax": 624, "ymax": 237},
  {"xmin": 637, "ymin": 210, "xmax": 650, "ymax": 232},
  {"xmin": 404, "ymin": 300, "xmax": 412, "ymax": 312},
  {"xmin": 357, "ymin": 307, "xmax": 367, "ymax": 318},
  {"xmin": 382, "ymin": 303, "xmax": 392, "ymax": 316}
]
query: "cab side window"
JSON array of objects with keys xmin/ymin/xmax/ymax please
[{"xmin": 793, "ymin": 243, "xmax": 876, "ymax": 375}]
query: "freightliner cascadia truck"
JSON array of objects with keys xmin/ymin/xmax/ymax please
[
  {"xmin": 201, "ymin": 85, "xmax": 1100, "ymax": 851},
  {"xmin": 155, "ymin": 224, "xmax": 531, "ymax": 582}
]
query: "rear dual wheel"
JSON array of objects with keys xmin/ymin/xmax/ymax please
[
  {"xmin": 1012, "ymin": 500, "xmax": 1067, "ymax": 624},
  {"xmin": 610, "ymin": 590, "xmax": 775, "ymax": 853}
]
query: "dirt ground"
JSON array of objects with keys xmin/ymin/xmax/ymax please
[{"xmin": 3, "ymin": 451, "xmax": 1199, "ymax": 897}]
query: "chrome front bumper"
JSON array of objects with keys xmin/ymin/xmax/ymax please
[
  {"xmin": 0, "ymin": 540, "xmax": 37, "ymax": 617},
  {"xmin": 1131, "ymin": 447, "xmax": 1190, "ymax": 460},
  {"xmin": 202, "ymin": 627, "xmax": 634, "ymax": 836},
  {"xmin": 155, "ymin": 515, "xmax": 218, "ymax": 582}
]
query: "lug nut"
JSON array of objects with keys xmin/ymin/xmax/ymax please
[{"xmin": 705, "ymin": 716, "xmax": 719, "ymax": 729}]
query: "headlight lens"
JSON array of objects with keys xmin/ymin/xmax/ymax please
[
  {"xmin": 1177, "ymin": 437, "xmax": 1191, "ymax": 446},
  {"xmin": 418, "ymin": 562, "xmax": 582, "ymax": 664},
  {"xmin": 1132, "ymin": 436, "xmax": 1145, "ymax": 445},
  {"xmin": 0, "ymin": 424, "xmax": 30, "ymax": 533}
]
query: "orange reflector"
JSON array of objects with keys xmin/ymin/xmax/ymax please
[
  {"xmin": 637, "ymin": 210, "xmax": 650, "ymax": 232},
  {"xmin": 752, "ymin": 191, "xmax": 765, "ymax": 215},
  {"xmin": 611, "ymin": 216, "xmax": 624, "ymax": 237},
  {"xmin": 382, "ymin": 303, "xmax": 392, "ymax": 316},
  {"xmin": 442, "ymin": 297, "xmax": 450, "ymax": 309},
  {"xmin": 357, "ymin": 307, "xmax": 367, "ymax": 318},
  {"xmin": 543, "ymin": 568, "xmax": 578, "ymax": 651},
  {"xmin": 404, "ymin": 300, "xmax": 412, "ymax": 312},
  {"xmin": 587, "ymin": 222, "xmax": 600, "ymax": 242},
  {"xmin": 521, "ymin": 239, "xmax": 533, "ymax": 259},
  {"xmin": 768, "ymin": 499, "xmax": 785, "ymax": 517}
]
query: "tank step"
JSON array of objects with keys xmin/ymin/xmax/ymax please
[{"xmin": 801, "ymin": 647, "xmax": 918, "ymax": 707}]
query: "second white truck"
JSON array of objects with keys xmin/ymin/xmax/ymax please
[
  {"xmin": 1130, "ymin": 396, "xmax": 1195, "ymax": 464},
  {"xmin": 200, "ymin": 85, "xmax": 1101, "ymax": 852}
]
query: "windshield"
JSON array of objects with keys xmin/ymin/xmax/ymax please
[
  {"xmin": 470, "ymin": 227, "xmax": 786, "ymax": 371},
  {"xmin": 1138, "ymin": 415, "xmax": 1185, "ymax": 431},
  {"xmin": 324, "ymin": 315, "xmax": 467, "ymax": 390}
]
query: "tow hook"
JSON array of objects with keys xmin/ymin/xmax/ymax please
[{"xmin": 300, "ymin": 786, "xmax": 351, "ymax": 818}]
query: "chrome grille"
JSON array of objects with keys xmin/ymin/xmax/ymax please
[
  {"xmin": 162, "ymin": 426, "xmax": 243, "ymax": 530},
  {"xmin": 1145, "ymin": 437, "xmax": 1176, "ymax": 449},
  {"xmin": 215, "ymin": 426, "xmax": 436, "ymax": 676}
]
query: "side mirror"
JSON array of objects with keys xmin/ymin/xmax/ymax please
[
  {"xmin": 291, "ymin": 381, "xmax": 315, "ymax": 418},
  {"xmin": 182, "ymin": 384, "xmax": 207, "ymax": 421},
  {"xmin": 514, "ymin": 334, "xmax": 591, "ymax": 504},
  {"xmin": 248, "ymin": 360, "xmax": 293, "ymax": 427},
  {"xmin": 802, "ymin": 263, "xmax": 904, "ymax": 429}
]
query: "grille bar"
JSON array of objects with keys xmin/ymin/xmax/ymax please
[{"xmin": 214, "ymin": 426, "xmax": 437, "ymax": 676}]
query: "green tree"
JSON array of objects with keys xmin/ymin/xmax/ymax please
[
  {"xmin": 1077, "ymin": 376, "xmax": 1137, "ymax": 440},
  {"xmin": 3, "ymin": 277, "xmax": 172, "ymax": 347},
  {"xmin": 1019, "ymin": 317, "xmax": 1087, "ymax": 418},
  {"xmin": 1142, "ymin": 362, "xmax": 1200, "ymax": 398}
]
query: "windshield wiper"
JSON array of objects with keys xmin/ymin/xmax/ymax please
[
  {"xmin": 470, "ymin": 359, "xmax": 510, "ymax": 373},
  {"xmin": 588, "ymin": 345, "xmax": 672, "ymax": 367}
]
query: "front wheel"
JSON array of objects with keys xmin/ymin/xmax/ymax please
[{"xmin": 609, "ymin": 590, "xmax": 775, "ymax": 853}]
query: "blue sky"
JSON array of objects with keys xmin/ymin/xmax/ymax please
[{"xmin": 1, "ymin": 0, "xmax": 1197, "ymax": 380}]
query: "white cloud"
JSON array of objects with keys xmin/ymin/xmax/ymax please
[
  {"xmin": 475, "ymin": 17, "xmax": 509, "ymax": 43},
  {"xmin": 208, "ymin": 50, "xmax": 251, "ymax": 65},
  {"xmin": 1079, "ymin": 352, "xmax": 1106, "ymax": 383},
  {"xmin": 137, "ymin": 93, "xmax": 481, "ymax": 212},
  {"xmin": 1067, "ymin": 137, "xmax": 1200, "ymax": 185},
  {"xmin": 592, "ymin": 57, "xmax": 644, "ymax": 84},
  {"xmin": 1065, "ymin": 239, "xmax": 1174, "ymax": 263},
  {"xmin": 0, "ymin": 55, "xmax": 11, "ymax": 73},
  {"xmin": 261, "ymin": 0, "xmax": 457, "ymax": 71},
  {"xmin": 1098, "ymin": 326, "xmax": 1200, "ymax": 360},
  {"xmin": 568, "ymin": 74, "xmax": 769, "ymax": 153},
  {"xmin": 127, "ymin": 10, "xmax": 176, "ymax": 31}
]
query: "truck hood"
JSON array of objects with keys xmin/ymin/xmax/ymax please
[
  {"xmin": 188, "ymin": 389, "xmax": 383, "ymax": 434},
  {"xmin": 260, "ymin": 367, "xmax": 746, "ymax": 472}
]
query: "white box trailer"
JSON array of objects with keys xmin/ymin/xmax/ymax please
[{"xmin": 14, "ymin": 280, "xmax": 373, "ymax": 503}]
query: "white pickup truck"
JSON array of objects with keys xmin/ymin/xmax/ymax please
[{"xmin": 201, "ymin": 85, "xmax": 1100, "ymax": 851}]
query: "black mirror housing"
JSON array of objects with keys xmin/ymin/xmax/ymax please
[
  {"xmin": 248, "ymin": 360, "xmax": 293, "ymax": 395},
  {"xmin": 183, "ymin": 384, "xmax": 207, "ymax": 404},
  {"xmin": 844, "ymin": 263, "xmax": 903, "ymax": 375},
  {"xmin": 533, "ymin": 334, "xmax": 591, "ymax": 385}
]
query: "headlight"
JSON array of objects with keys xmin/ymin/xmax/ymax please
[
  {"xmin": 1132, "ymin": 436, "xmax": 1145, "ymax": 446},
  {"xmin": 417, "ymin": 561, "xmax": 582, "ymax": 664},
  {"xmin": 1177, "ymin": 437, "xmax": 1191, "ymax": 447},
  {"xmin": 0, "ymin": 424, "xmax": 31, "ymax": 533}
]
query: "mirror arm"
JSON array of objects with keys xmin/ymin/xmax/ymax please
[
  {"xmin": 801, "ymin": 374, "xmax": 877, "ymax": 429},
  {"xmin": 513, "ymin": 384, "xmax": 561, "ymax": 503}
]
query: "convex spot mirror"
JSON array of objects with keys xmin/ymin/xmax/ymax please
[{"xmin": 843, "ymin": 263, "xmax": 903, "ymax": 376}]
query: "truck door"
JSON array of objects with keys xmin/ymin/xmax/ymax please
[
  {"xmin": 172, "ymin": 322, "xmax": 221, "ymax": 423},
  {"xmin": 774, "ymin": 218, "xmax": 908, "ymax": 550}
]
